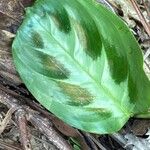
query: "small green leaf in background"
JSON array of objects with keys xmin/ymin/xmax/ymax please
[
  {"xmin": 69, "ymin": 138, "xmax": 81, "ymax": 150},
  {"xmin": 12, "ymin": 0, "xmax": 150, "ymax": 134}
]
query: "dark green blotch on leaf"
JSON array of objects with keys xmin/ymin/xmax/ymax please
[
  {"xmin": 104, "ymin": 40, "xmax": 128, "ymax": 83},
  {"xmin": 31, "ymin": 32, "xmax": 44, "ymax": 49}
]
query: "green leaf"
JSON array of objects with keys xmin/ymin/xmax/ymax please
[{"xmin": 12, "ymin": 0, "xmax": 150, "ymax": 134}]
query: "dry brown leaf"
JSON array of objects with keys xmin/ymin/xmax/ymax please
[{"xmin": 51, "ymin": 117, "xmax": 90, "ymax": 150}]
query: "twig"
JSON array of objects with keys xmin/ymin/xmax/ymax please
[
  {"xmin": 15, "ymin": 109, "xmax": 32, "ymax": 150},
  {"xmin": 144, "ymin": 48, "xmax": 150, "ymax": 60},
  {"xmin": 0, "ymin": 139, "xmax": 22, "ymax": 150},
  {"xmin": 81, "ymin": 132, "xmax": 99, "ymax": 150},
  {"xmin": 0, "ymin": 107, "xmax": 16, "ymax": 134},
  {"xmin": 31, "ymin": 134, "xmax": 57, "ymax": 147},
  {"xmin": 145, "ymin": 60, "xmax": 150, "ymax": 71},
  {"xmin": 0, "ymin": 11, "xmax": 20, "ymax": 23},
  {"xmin": 14, "ymin": 0, "xmax": 25, "ymax": 9},
  {"xmin": 129, "ymin": 0, "xmax": 150, "ymax": 36},
  {"xmin": 142, "ymin": 0, "xmax": 150, "ymax": 19},
  {"xmin": 28, "ymin": 112, "xmax": 72, "ymax": 150},
  {"xmin": 85, "ymin": 133, "xmax": 107, "ymax": 150}
]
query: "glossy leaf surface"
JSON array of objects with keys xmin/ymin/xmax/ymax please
[{"xmin": 12, "ymin": 0, "xmax": 150, "ymax": 134}]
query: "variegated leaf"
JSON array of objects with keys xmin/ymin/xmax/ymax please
[{"xmin": 12, "ymin": 0, "xmax": 150, "ymax": 134}]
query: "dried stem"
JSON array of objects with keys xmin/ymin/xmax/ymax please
[
  {"xmin": 28, "ymin": 112, "xmax": 72, "ymax": 150},
  {"xmin": 84, "ymin": 133, "xmax": 107, "ymax": 150},
  {"xmin": 0, "ymin": 11, "xmax": 20, "ymax": 23},
  {"xmin": 142, "ymin": 0, "xmax": 150, "ymax": 18},
  {"xmin": 0, "ymin": 139, "xmax": 22, "ymax": 150},
  {"xmin": 15, "ymin": 109, "xmax": 32, "ymax": 150},
  {"xmin": 0, "ymin": 107, "xmax": 15, "ymax": 134}
]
